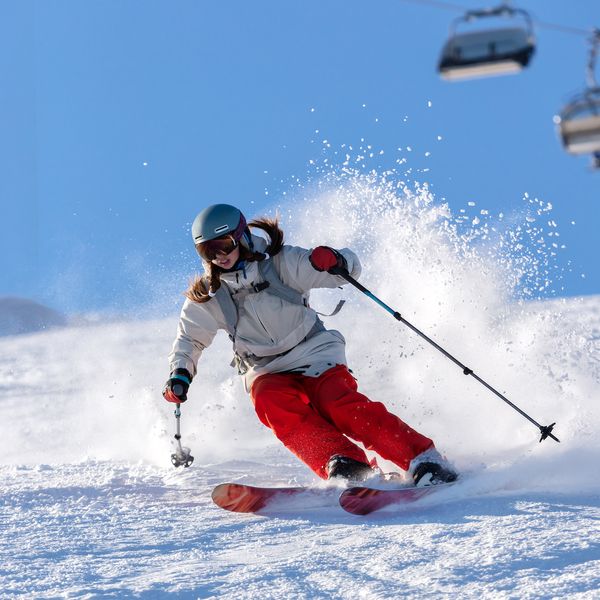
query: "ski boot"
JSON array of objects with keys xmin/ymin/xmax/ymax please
[
  {"xmin": 326, "ymin": 455, "xmax": 379, "ymax": 482},
  {"xmin": 409, "ymin": 447, "xmax": 458, "ymax": 487}
]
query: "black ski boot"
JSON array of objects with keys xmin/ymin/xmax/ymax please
[
  {"xmin": 412, "ymin": 462, "xmax": 458, "ymax": 487},
  {"xmin": 326, "ymin": 455, "xmax": 377, "ymax": 482},
  {"xmin": 410, "ymin": 447, "xmax": 458, "ymax": 487}
]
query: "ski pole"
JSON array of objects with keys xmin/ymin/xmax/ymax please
[
  {"xmin": 171, "ymin": 402, "xmax": 194, "ymax": 467},
  {"xmin": 332, "ymin": 267, "xmax": 560, "ymax": 443}
]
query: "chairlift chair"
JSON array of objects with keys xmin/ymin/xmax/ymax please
[
  {"xmin": 555, "ymin": 88, "xmax": 600, "ymax": 155},
  {"xmin": 555, "ymin": 30, "xmax": 600, "ymax": 163},
  {"xmin": 438, "ymin": 4, "xmax": 536, "ymax": 81}
]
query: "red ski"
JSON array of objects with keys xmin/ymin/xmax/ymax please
[
  {"xmin": 211, "ymin": 482, "xmax": 335, "ymax": 513},
  {"xmin": 339, "ymin": 483, "xmax": 455, "ymax": 515}
]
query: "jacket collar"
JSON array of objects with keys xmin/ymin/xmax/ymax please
[{"xmin": 219, "ymin": 233, "xmax": 268, "ymax": 289}]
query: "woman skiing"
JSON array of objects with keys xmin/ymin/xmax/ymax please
[{"xmin": 164, "ymin": 203, "xmax": 457, "ymax": 485}]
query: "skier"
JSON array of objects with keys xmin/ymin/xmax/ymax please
[{"xmin": 163, "ymin": 203, "xmax": 458, "ymax": 486}]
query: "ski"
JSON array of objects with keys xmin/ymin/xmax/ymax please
[
  {"xmin": 212, "ymin": 481, "xmax": 455, "ymax": 515},
  {"xmin": 339, "ymin": 483, "xmax": 455, "ymax": 515},
  {"xmin": 211, "ymin": 482, "xmax": 336, "ymax": 513}
]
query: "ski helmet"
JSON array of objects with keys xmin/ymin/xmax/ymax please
[{"xmin": 191, "ymin": 204, "xmax": 247, "ymax": 245}]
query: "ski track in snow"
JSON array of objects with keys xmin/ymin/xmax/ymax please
[
  {"xmin": 2, "ymin": 459, "xmax": 600, "ymax": 599},
  {"xmin": 2, "ymin": 182, "xmax": 600, "ymax": 598}
]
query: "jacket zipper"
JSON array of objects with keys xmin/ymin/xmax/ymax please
[{"xmin": 245, "ymin": 296, "xmax": 275, "ymax": 343}]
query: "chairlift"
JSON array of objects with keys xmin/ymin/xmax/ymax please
[
  {"xmin": 555, "ymin": 89, "xmax": 600, "ymax": 155},
  {"xmin": 555, "ymin": 30, "xmax": 600, "ymax": 164},
  {"xmin": 438, "ymin": 3, "xmax": 536, "ymax": 81}
]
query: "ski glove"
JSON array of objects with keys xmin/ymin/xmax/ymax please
[
  {"xmin": 309, "ymin": 246, "xmax": 347, "ymax": 273},
  {"xmin": 163, "ymin": 368, "xmax": 192, "ymax": 403}
]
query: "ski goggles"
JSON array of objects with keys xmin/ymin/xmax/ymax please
[{"xmin": 196, "ymin": 234, "xmax": 239, "ymax": 261}]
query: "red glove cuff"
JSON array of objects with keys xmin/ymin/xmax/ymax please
[{"xmin": 163, "ymin": 389, "xmax": 182, "ymax": 403}]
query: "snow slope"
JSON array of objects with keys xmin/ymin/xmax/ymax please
[{"xmin": 2, "ymin": 175, "xmax": 600, "ymax": 598}]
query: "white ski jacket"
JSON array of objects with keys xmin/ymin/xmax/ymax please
[{"xmin": 168, "ymin": 235, "xmax": 362, "ymax": 390}]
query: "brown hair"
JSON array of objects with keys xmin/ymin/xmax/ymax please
[{"xmin": 185, "ymin": 217, "xmax": 284, "ymax": 303}]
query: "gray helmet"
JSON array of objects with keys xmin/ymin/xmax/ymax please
[{"xmin": 191, "ymin": 204, "xmax": 247, "ymax": 244}]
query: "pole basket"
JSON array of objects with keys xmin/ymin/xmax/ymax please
[{"xmin": 171, "ymin": 447, "xmax": 194, "ymax": 468}]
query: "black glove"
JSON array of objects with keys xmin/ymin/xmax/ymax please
[
  {"xmin": 163, "ymin": 368, "xmax": 192, "ymax": 403},
  {"xmin": 308, "ymin": 246, "xmax": 348, "ymax": 273}
]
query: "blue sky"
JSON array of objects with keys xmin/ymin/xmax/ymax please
[{"xmin": 2, "ymin": 0, "xmax": 599, "ymax": 314}]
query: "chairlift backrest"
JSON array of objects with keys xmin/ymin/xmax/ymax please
[{"xmin": 438, "ymin": 4, "xmax": 535, "ymax": 81}]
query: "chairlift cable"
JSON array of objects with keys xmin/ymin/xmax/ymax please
[
  {"xmin": 394, "ymin": 0, "xmax": 469, "ymax": 12},
  {"xmin": 533, "ymin": 18, "xmax": 592, "ymax": 38}
]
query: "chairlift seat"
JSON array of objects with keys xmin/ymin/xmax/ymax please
[{"xmin": 439, "ymin": 27, "xmax": 535, "ymax": 81}]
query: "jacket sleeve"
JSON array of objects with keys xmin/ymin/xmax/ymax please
[
  {"xmin": 168, "ymin": 299, "xmax": 220, "ymax": 378},
  {"xmin": 276, "ymin": 245, "xmax": 362, "ymax": 293}
]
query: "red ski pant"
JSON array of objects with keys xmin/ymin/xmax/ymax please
[{"xmin": 250, "ymin": 364, "xmax": 433, "ymax": 479}]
